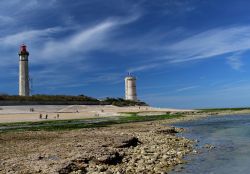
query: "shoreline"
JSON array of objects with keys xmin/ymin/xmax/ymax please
[
  {"xmin": 1, "ymin": 109, "xmax": 250, "ymax": 173},
  {"xmin": 0, "ymin": 119, "xmax": 194, "ymax": 174}
]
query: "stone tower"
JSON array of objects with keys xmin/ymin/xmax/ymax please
[
  {"xmin": 19, "ymin": 44, "xmax": 30, "ymax": 96},
  {"xmin": 125, "ymin": 73, "xmax": 137, "ymax": 101}
]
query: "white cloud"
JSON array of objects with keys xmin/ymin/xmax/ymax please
[
  {"xmin": 124, "ymin": 25, "xmax": 250, "ymax": 72},
  {"xmin": 39, "ymin": 14, "xmax": 140, "ymax": 61},
  {"xmin": 226, "ymin": 52, "xmax": 244, "ymax": 70},
  {"xmin": 0, "ymin": 15, "xmax": 14, "ymax": 24},
  {"xmin": 0, "ymin": 0, "xmax": 57, "ymax": 11},
  {"xmin": 40, "ymin": 21, "xmax": 114, "ymax": 59},
  {"xmin": 127, "ymin": 63, "xmax": 160, "ymax": 73},
  {"xmin": 176, "ymin": 85, "xmax": 199, "ymax": 92},
  {"xmin": 84, "ymin": 72, "xmax": 123, "ymax": 84},
  {"xmin": 0, "ymin": 12, "xmax": 140, "ymax": 64},
  {"xmin": 166, "ymin": 26, "xmax": 250, "ymax": 63},
  {"xmin": 0, "ymin": 27, "xmax": 64, "ymax": 47}
]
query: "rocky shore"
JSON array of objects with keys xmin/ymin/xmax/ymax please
[{"xmin": 0, "ymin": 120, "xmax": 194, "ymax": 174}]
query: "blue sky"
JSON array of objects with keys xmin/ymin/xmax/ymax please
[{"xmin": 1, "ymin": 0, "xmax": 250, "ymax": 108}]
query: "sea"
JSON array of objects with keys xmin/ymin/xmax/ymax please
[{"xmin": 170, "ymin": 115, "xmax": 250, "ymax": 174}]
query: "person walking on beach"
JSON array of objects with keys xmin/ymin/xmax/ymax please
[
  {"xmin": 45, "ymin": 114, "xmax": 48, "ymax": 119},
  {"xmin": 39, "ymin": 114, "xmax": 42, "ymax": 119},
  {"xmin": 57, "ymin": 114, "xmax": 59, "ymax": 119}
]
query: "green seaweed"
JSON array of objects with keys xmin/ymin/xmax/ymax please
[{"xmin": 0, "ymin": 114, "xmax": 182, "ymax": 132}]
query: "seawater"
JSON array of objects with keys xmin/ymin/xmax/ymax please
[{"xmin": 170, "ymin": 115, "xmax": 250, "ymax": 174}]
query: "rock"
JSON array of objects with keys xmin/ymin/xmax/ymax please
[
  {"xmin": 95, "ymin": 151, "xmax": 123, "ymax": 165},
  {"xmin": 156, "ymin": 127, "xmax": 178, "ymax": 134},
  {"xmin": 37, "ymin": 156, "xmax": 44, "ymax": 160},
  {"xmin": 203, "ymin": 144, "xmax": 215, "ymax": 149},
  {"xmin": 113, "ymin": 136, "xmax": 141, "ymax": 148},
  {"xmin": 98, "ymin": 165, "xmax": 107, "ymax": 172},
  {"xmin": 162, "ymin": 155, "xmax": 168, "ymax": 161},
  {"xmin": 160, "ymin": 172, "xmax": 168, "ymax": 174},
  {"xmin": 104, "ymin": 170, "xmax": 113, "ymax": 174},
  {"xmin": 140, "ymin": 149, "xmax": 146, "ymax": 154},
  {"xmin": 1, "ymin": 115, "xmax": 196, "ymax": 174},
  {"xmin": 58, "ymin": 158, "xmax": 89, "ymax": 174},
  {"xmin": 176, "ymin": 151, "xmax": 183, "ymax": 157},
  {"xmin": 76, "ymin": 144, "xmax": 83, "ymax": 147},
  {"xmin": 58, "ymin": 162, "xmax": 86, "ymax": 174},
  {"xmin": 70, "ymin": 170, "xmax": 83, "ymax": 174}
]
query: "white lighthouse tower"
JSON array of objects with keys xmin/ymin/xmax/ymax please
[
  {"xmin": 125, "ymin": 73, "xmax": 137, "ymax": 101},
  {"xmin": 19, "ymin": 44, "xmax": 30, "ymax": 96}
]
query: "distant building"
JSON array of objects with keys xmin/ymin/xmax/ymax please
[
  {"xmin": 19, "ymin": 44, "xmax": 30, "ymax": 96},
  {"xmin": 125, "ymin": 73, "xmax": 137, "ymax": 101}
]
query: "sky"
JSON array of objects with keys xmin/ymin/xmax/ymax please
[{"xmin": 1, "ymin": 0, "xmax": 250, "ymax": 108}]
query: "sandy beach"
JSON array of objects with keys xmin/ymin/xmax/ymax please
[{"xmin": 0, "ymin": 105, "xmax": 192, "ymax": 123}]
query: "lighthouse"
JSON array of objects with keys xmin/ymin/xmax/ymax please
[
  {"xmin": 125, "ymin": 73, "xmax": 137, "ymax": 101},
  {"xmin": 18, "ymin": 44, "xmax": 30, "ymax": 96}
]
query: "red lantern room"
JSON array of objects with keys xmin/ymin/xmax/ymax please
[{"xmin": 18, "ymin": 44, "xmax": 29, "ymax": 56}]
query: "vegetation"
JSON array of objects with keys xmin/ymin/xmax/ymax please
[
  {"xmin": 0, "ymin": 113, "xmax": 182, "ymax": 132},
  {"xmin": 103, "ymin": 97, "xmax": 147, "ymax": 107},
  {"xmin": 0, "ymin": 95, "xmax": 147, "ymax": 107},
  {"xmin": 0, "ymin": 94, "xmax": 98, "ymax": 102}
]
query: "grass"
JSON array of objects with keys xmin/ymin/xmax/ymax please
[
  {"xmin": 118, "ymin": 112, "xmax": 139, "ymax": 116},
  {"xmin": 0, "ymin": 113, "xmax": 183, "ymax": 132}
]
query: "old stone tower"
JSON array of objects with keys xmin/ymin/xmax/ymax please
[
  {"xmin": 125, "ymin": 73, "xmax": 137, "ymax": 101},
  {"xmin": 19, "ymin": 44, "xmax": 30, "ymax": 96}
]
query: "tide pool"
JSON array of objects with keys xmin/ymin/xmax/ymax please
[{"xmin": 170, "ymin": 115, "xmax": 250, "ymax": 174}]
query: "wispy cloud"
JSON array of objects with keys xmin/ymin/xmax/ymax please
[
  {"xmin": 125, "ymin": 25, "xmax": 250, "ymax": 72},
  {"xmin": 166, "ymin": 26, "xmax": 250, "ymax": 63},
  {"xmin": 226, "ymin": 51, "xmax": 244, "ymax": 70},
  {"xmin": 40, "ymin": 21, "xmax": 115, "ymax": 60},
  {"xmin": 142, "ymin": 0, "xmax": 198, "ymax": 16},
  {"xmin": 0, "ymin": 0, "xmax": 57, "ymax": 12},
  {"xmin": 176, "ymin": 85, "xmax": 199, "ymax": 92},
  {"xmin": 131, "ymin": 25, "xmax": 250, "ymax": 66},
  {"xmin": 0, "ymin": 15, "xmax": 14, "ymax": 24},
  {"xmin": 38, "ymin": 14, "xmax": 140, "ymax": 62},
  {"xmin": 83, "ymin": 72, "xmax": 124, "ymax": 85},
  {"xmin": 0, "ymin": 12, "xmax": 140, "ymax": 63},
  {"xmin": 0, "ymin": 27, "xmax": 65, "ymax": 47},
  {"xmin": 127, "ymin": 63, "xmax": 161, "ymax": 73}
]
